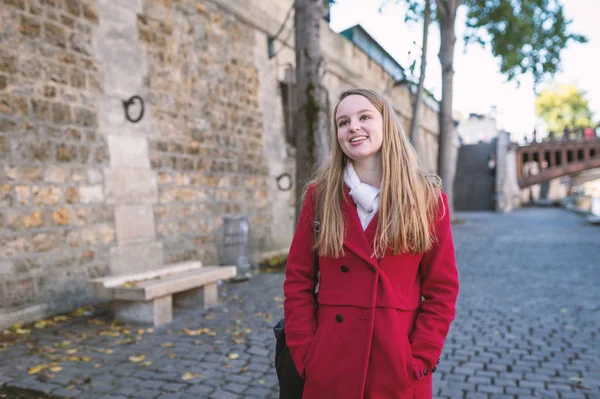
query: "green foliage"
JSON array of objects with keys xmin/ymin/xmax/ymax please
[
  {"xmin": 463, "ymin": 0, "xmax": 587, "ymax": 88},
  {"xmin": 535, "ymin": 84, "xmax": 594, "ymax": 133}
]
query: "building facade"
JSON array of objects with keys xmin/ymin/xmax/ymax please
[{"xmin": 0, "ymin": 0, "xmax": 441, "ymax": 328}]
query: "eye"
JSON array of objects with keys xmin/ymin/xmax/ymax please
[
  {"xmin": 338, "ymin": 120, "xmax": 349, "ymax": 127},
  {"xmin": 360, "ymin": 114, "xmax": 371, "ymax": 120}
]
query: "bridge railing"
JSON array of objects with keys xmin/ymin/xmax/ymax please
[{"xmin": 516, "ymin": 138, "xmax": 600, "ymax": 188}]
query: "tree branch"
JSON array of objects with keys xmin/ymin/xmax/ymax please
[
  {"xmin": 451, "ymin": 0, "xmax": 462, "ymax": 14},
  {"xmin": 435, "ymin": 0, "xmax": 449, "ymax": 18}
]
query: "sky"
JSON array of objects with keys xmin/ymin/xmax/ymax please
[{"xmin": 329, "ymin": 0, "xmax": 599, "ymax": 142}]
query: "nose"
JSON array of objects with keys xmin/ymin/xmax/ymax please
[{"xmin": 349, "ymin": 119, "xmax": 361, "ymax": 132}]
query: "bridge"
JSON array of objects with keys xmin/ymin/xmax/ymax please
[{"xmin": 516, "ymin": 138, "xmax": 600, "ymax": 188}]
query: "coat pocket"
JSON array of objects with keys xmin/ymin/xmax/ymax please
[{"xmin": 303, "ymin": 326, "xmax": 322, "ymax": 376}]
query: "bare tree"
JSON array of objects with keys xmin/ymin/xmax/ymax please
[
  {"xmin": 294, "ymin": 0, "xmax": 329, "ymax": 224},
  {"xmin": 408, "ymin": 0, "xmax": 432, "ymax": 156},
  {"xmin": 436, "ymin": 0, "xmax": 461, "ymax": 217}
]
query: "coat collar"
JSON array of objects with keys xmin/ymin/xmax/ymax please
[{"xmin": 342, "ymin": 186, "xmax": 379, "ymax": 268}]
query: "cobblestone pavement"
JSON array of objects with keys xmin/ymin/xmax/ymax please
[{"xmin": 1, "ymin": 207, "xmax": 599, "ymax": 399}]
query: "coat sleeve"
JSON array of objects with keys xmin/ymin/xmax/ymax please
[
  {"xmin": 283, "ymin": 185, "xmax": 318, "ymax": 378},
  {"xmin": 410, "ymin": 192, "xmax": 459, "ymax": 378}
]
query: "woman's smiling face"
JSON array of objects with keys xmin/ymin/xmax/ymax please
[{"xmin": 335, "ymin": 94, "xmax": 384, "ymax": 163}]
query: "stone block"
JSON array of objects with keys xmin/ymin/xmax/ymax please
[
  {"xmin": 0, "ymin": 260, "xmax": 14, "ymax": 274},
  {"xmin": 43, "ymin": 21, "xmax": 67, "ymax": 48},
  {"xmin": 108, "ymin": 135, "xmax": 150, "ymax": 168},
  {"xmin": 79, "ymin": 185, "xmax": 104, "ymax": 203},
  {"xmin": 112, "ymin": 295, "xmax": 172, "ymax": 326},
  {"xmin": 43, "ymin": 165, "xmax": 69, "ymax": 183},
  {"xmin": 173, "ymin": 283, "xmax": 218, "ymax": 309},
  {"xmin": 74, "ymin": 107, "xmax": 97, "ymax": 127},
  {"xmin": 109, "ymin": 241, "xmax": 163, "ymax": 275},
  {"xmin": 104, "ymin": 168, "xmax": 157, "ymax": 204},
  {"xmin": 115, "ymin": 204, "xmax": 156, "ymax": 243},
  {"xmin": 56, "ymin": 143, "xmax": 78, "ymax": 162},
  {"xmin": 32, "ymin": 186, "xmax": 61, "ymax": 205}
]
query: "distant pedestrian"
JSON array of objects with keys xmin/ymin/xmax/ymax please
[
  {"xmin": 282, "ymin": 88, "xmax": 460, "ymax": 398},
  {"xmin": 584, "ymin": 127, "xmax": 595, "ymax": 140}
]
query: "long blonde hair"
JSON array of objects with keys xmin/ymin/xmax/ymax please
[{"xmin": 310, "ymin": 88, "xmax": 442, "ymax": 258}]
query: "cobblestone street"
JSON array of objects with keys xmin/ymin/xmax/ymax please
[{"xmin": 1, "ymin": 207, "xmax": 599, "ymax": 399}]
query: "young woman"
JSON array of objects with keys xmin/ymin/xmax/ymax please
[{"xmin": 283, "ymin": 88, "xmax": 460, "ymax": 398}]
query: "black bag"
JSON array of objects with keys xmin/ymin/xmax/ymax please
[{"xmin": 274, "ymin": 232, "xmax": 320, "ymax": 399}]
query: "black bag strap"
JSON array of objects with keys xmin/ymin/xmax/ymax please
[{"xmin": 312, "ymin": 217, "xmax": 320, "ymax": 304}]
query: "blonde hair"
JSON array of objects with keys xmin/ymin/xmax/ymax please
[{"xmin": 310, "ymin": 88, "xmax": 442, "ymax": 258}]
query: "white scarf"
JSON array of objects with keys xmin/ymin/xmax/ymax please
[{"xmin": 343, "ymin": 163, "xmax": 380, "ymax": 230}]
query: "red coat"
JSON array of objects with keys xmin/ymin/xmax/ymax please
[{"xmin": 283, "ymin": 186, "xmax": 459, "ymax": 399}]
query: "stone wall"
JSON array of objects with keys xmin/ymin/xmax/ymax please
[
  {"xmin": 0, "ymin": 0, "xmax": 441, "ymax": 328},
  {"xmin": 138, "ymin": 0, "xmax": 271, "ymax": 266},
  {"xmin": 1, "ymin": 0, "xmax": 112, "ymax": 325}
]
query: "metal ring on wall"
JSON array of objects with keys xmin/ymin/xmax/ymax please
[
  {"xmin": 276, "ymin": 172, "xmax": 293, "ymax": 192},
  {"xmin": 122, "ymin": 95, "xmax": 145, "ymax": 123}
]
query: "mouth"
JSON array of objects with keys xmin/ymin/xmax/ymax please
[{"xmin": 350, "ymin": 136, "xmax": 368, "ymax": 144}]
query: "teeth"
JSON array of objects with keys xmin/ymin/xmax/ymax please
[{"xmin": 351, "ymin": 137, "xmax": 367, "ymax": 143}]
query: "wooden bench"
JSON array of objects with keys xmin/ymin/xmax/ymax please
[{"xmin": 89, "ymin": 261, "xmax": 237, "ymax": 326}]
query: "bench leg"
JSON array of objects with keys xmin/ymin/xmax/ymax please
[
  {"xmin": 113, "ymin": 295, "xmax": 173, "ymax": 327},
  {"xmin": 174, "ymin": 283, "xmax": 219, "ymax": 309}
]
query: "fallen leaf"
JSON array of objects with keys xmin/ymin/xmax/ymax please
[
  {"xmin": 53, "ymin": 316, "xmax": 69, "ymax": 322},
  {"xmin": 228, "ymin": 353, "xmax": 239, "ymax": 360},
  {"xmin": 34, "ymin": 320, "xmax": 56, "ymax": 329},
  {"xmin": 169, "ymin": 354, "xmax": 177, "ymax": 359},
  {"xmin": 146, "ymin": 328, "xmax": 154, "ymax": 333},
  {"xmin": 14, "ymin": 327, "xmax": 31, "ymax": 335},
  {"xmin": 99, "ymin": 330, "xmax": 120, "ymax": 337},
  {"xmin": 161, "ymin": 343, "xmax": 174, "ymax": 348},
  {"xmin": 241, "ymin": 367, "xmax": 248, "ymax": 373},
  {"xmin": 71, "ymin": 306, "xmax": 94, "ymax": 317},
  {"xmin": 183, "ymin": 328, "xmax": 212, "ymax": 336},
  {"xmin": 141, "ymin": 361, "xmax": 152, "ymax": 367},
  {"xmin": 182, "ymin": 372, "xmax": 200, "ymax": 381},
  {"xmin": 87, "ymin": 319, "xmax": 105, "ymax": 326},
  {"xmin": 49, "ymin": 367, "xmax": 62, "ymax": 373},
  {"xmin": 258, "ymin": 379, "xmax": 265, "ymax": 384},
  {"xmin": 28, "ymin": 365, "xmax": 46, "ymax": 375},
  {"xmin": 129, "ymin": 355, "xmax": 146, "ymax": 363},
  {"xmin": 66, "ymin": 349, "xmax": 77, "ymax": 354},
  {"xmin": 137, "ymin": 329, "xmax": 145, "ymax": 335}
]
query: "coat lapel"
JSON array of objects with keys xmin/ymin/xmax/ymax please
[{"xmin": 342, "ymin": 187, "xmax": 379, "ymax": 268}]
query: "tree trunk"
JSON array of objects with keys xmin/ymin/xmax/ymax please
[
  {"xmin": 294, "ymin": 0, "xmax": 329, "ymax": 225},
  {"xmin": 437, "ymin": 0, "xmax": 459, "ymax": 218},
  {"xmin": 409, "ymin": 0, "xmax": 431, "ymax": 156}
]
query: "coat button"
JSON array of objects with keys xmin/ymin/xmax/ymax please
[
  {"xmin": 335, "ymin": 314, "xmax": 344, "ymax": 323},
  {"xmin": 371, "ymin": 266, "xmax": 376, "ymax": 273},
  {"xmin": 432, "ymin": 366, "xmax": 437, "ymax": 373},
  {"xmin": 423, "ymin": 368, "xmax": 429, "ymax": 376},
  {"xmin": 341, "ymin": 265, "xmax": 349, "ymax": 273}
]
